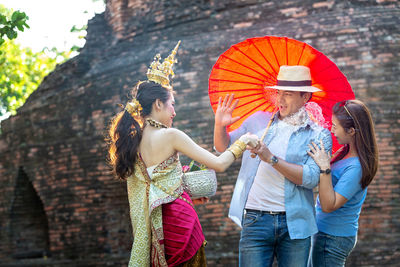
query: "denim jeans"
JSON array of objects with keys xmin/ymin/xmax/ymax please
[
  {"xmin": 308, "ymin": 231, "xmax": 357, "ymax": 267},
  {"xmin": 239, "ymin": 210, "xmax": 311, "ymax": 267}
]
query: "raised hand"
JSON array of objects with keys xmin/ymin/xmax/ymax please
[
  {"xmin": 307, "ymin": 140, "xmax": 331, "ymax": 170},
  {"xmin": 215, "ymin": 94, "xmax": 241, "ymax": 127}
]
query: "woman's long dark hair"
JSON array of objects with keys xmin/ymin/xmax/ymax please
[
  {"xmin": 331, "ymin": 100, "xmax": 379, "ymax": 189},
  {"xmin": 107, "ymin": 81, "xmax": 171, "ymax": 180}
]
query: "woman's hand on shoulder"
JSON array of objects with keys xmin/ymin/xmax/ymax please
[{"xmin": 307, "ymin": 139, "xmax": 331, "ymax": 170}]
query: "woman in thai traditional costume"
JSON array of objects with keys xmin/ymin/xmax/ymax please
[
  {"xmin": 107, "ymin": 42, "xmax": 258, "ymax": 267},
  {"xmin": 307, "ymin": 100, "xmax": 379, "ymax": 266}
]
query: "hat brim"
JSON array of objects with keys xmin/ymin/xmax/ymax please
[{"xmin": 266, "ymin": 85, "xmax": 322, "ymax": 93}]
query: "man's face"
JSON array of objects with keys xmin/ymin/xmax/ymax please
[{"xmin": 276, "ymin": 90, "xmax": 309, "ymax": 118}]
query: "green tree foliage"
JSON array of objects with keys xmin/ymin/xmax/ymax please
[
  {"xmin": 0, "ymin": 8, "xmax": 29, "ymax": 45},
  {"xmin": 0, "ymin": 5, "xmax": 71, "ymax": 118},
  {"xmin": 0, "ymin": 40, "xmax": 71, "ymax": 117}
]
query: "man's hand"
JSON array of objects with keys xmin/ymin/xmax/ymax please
[
  {"xmin": 215, "ymin": 94, "xmax": 241, "ymax": 127},
  {"xmin": 250, "ymin": 141, "xmax": 273, "ymax": 163}
]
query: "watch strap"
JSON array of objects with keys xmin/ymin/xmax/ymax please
[
  {"xmin": 320, "ymin": 168, "xmax": 331, "ymax": 174},
  {"xmin": 269, "ymin": 155, "xmax": 279, "ymax": 166}
]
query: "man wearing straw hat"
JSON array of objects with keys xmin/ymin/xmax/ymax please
[{"xmin": 214, "ymin": 65, "xmax": 332, "ymax": 267}]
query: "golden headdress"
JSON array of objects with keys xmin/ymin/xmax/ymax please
[
  {"xmin": 146, "ymin": 41, "xmax": 181, "ymax": 88},
  {"xmin": 124, "ymin": 41, "xmax": 181, "ymax": 122}
]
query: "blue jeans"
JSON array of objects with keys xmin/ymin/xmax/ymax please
[
  {"xmin": 239, "ymin": 210, "xmax": 311, "ymax": 267},
  {"xmin": 308, "ymin": 231, "xmax": 357, "ymax": 267}
]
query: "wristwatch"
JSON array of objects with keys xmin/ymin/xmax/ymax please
[
  {"xmin": 320, "ymin": 168, "xmax": 331, "ymax": 174},
  {"xmin": 269, "ymin": 155, "xmax": 279, "ymax": 166}
]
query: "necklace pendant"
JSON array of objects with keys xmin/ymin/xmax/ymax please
[{"xmin": 146, "ymin": 118, "xmax": 168, "ymax": 129}]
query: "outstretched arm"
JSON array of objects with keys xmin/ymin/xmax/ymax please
[
  {"xmin": 169, "ymin": 128, "xmax": 257, "ymax": 172},
  {"xmin": 214, "ymin": 94, "xmax": 241, "ymax": 152}
]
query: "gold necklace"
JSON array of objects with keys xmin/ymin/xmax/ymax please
[{"xmin": 146, "ymin": 118, "xmax": 168, "ymax": 129}]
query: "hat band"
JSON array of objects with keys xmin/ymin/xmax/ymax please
[{"xmin": 277, "ymin": 80, "xmax": 312, "ymax": 86}]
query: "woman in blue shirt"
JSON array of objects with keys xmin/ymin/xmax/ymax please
[{"xmin": 307, "ymin": 99, "xmax": 379, "ymax": 266}]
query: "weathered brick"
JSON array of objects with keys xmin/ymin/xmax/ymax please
[{"xmin": 0, "ymin": 0, "xmax": 399, "ymax": 266}]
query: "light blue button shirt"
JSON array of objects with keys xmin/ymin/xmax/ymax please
[{"xmin": 228, "ymin": 111, "xmax": 332, "ymax": 239}]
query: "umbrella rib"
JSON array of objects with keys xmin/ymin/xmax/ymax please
[
  {"xmin": 263, "ymin": 102, "xmax": 274, "ymax": 111},
  {"xmin": 314, "ymin": 79, "xmax": 351, "ymax": 86},
  {"xmin": 311, "ymin": 97, "xmax": 338, "ymax": 103},
  {"xmin": 313, "ymin": 78, "xmax": 352, "ymax": 87},
  {"xmin": 220, "ymin": 54, "xmax": 272, "ymax": 80},
  {"xmin": 216, "ymin": 67, "xmax": 266, "ymax": 82},
  {"xmin": 237, "ymin": 100, "xmax": 269, "ymax": 119},
  {"xmin": 314, "ymin": 66, "xmax": 347, "ymax": 79},
  {"xmin": 285, "ymin": 37, "xmax": 288, "ymax": 65},
  {"xmin": 210, "ymin": 93, "xmax": 265, "ymax": 106},
  {"xmin": 236, "ymin": 96, "xmax": 267, "ymax": 109},
  {"xmin": 232, "ymin": 45, "xmax": 275, "ymax": 80},
  {"xmin": 296, "ymin": 42, "xmax": 306, "ymax": 65},
  {"xmin": 250, "ymin": 39, "xmax": 279, "ymax": 77},
  {"xmin": 267, "ymin": 37, "xmax": 281, "ymax": 70},
  {"xmin": 209, "ymin": 88, "xmax": 262, "ymax": 93},
  {"xmin": 209, "ymin": 78, "xmax": 264, "ymax": 86},
  {"xmin": 312, "ymin": 93, "xmax": 354, "ymax": 101},
  {"xmin": 235, "ymin": 93, "xmax": 265, "ymax": 100}
]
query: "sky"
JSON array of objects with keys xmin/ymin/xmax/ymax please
[{"xmin": 2, "ymin": 0, "xmax": 106, "ymax": 52}]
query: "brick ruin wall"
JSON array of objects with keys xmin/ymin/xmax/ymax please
[{"xmin": 0, "ymin": 0, "xmax": 399, "ymax": 266}]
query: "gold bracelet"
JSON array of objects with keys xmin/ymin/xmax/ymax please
[{"xmin": 227, "ymin": 139, "xmax": 247, "ymax": 159}]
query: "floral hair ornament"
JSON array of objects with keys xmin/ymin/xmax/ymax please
[
  {"xmin": 125, "ymin": 99, "xmax": 143, "ymax": 118},
  {"xmin": 146, "ymin": 41, "xmax": 181, "ymax": 88}
]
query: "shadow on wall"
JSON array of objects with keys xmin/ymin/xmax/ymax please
[{"xmin": 9, "ymin": 167, "xmax": 50, "ymax": 259}]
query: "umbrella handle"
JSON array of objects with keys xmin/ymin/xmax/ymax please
[{"xmin": 250, "ymin": 110, "xmax": 277, "ymax": 158}]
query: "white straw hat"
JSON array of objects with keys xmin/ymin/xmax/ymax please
[{"xmin": 267, "ymin": 65, "xmax": 321, "ymax": 92}]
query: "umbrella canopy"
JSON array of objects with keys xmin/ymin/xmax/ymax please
[{"xmin": 208, "ymin": 36, "xmax": 355, "ymax": 152}]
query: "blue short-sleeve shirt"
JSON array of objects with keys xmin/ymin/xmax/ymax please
[{"xmin": 316, "ymin": 157, "xmax": 366, "ymax": 237}]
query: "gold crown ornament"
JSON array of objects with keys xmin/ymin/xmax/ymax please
[{"xmin": 146, "ymin": 41, "xmax": 181, "ymax": 88}]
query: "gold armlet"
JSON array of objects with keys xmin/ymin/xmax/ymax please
[{"xmin": 227, "ymin": 140, "xmax": 247, "ymax": 159}]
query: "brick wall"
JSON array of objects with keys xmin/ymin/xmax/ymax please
[{"xmin": 0, "ymin": 0, "xmax": 399, "ymax": 266}]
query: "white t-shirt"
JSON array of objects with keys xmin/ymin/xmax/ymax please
[{"xmin": 245, "ymin": 119, "xmax": 300, "ymax": 212}]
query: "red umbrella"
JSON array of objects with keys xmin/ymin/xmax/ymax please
[{"xmin": 208, "ymin": 36, "xmax": 355, "ymax": 153}]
